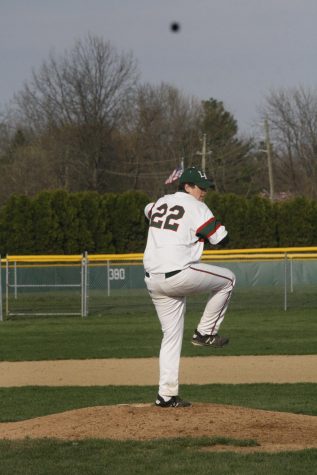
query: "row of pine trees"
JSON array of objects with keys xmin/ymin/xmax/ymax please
[{"xmin": 0, "ymin": 190, "xmax": 316, "ymax": 255}]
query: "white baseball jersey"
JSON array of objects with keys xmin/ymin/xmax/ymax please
[{"xmin": 143, "ymin": 191, "xmax": 227, "ymax": 274}]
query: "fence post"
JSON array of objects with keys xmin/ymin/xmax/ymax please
[
  {"xmin": 0, "ymin": 256, "xmax": 3, "ymax": 322},
  {"xmin": 81, "ymin": 252, "xmax": 89, "ymax": 318},
  {"xmin": 84, "ymin": 251, "xmax": 88, "ymax": 317},
  {"xmin": 284, "ymin": 252, "xmax": 288, "ymax": 311},
  {"xmin": 107, "ymin": 260, "xmax": 110, "ymax": 297},
  {"xmin": 290, "ymin": 257, "xmax": 293, "ymax": 293},
  {"xmin": 5, "ymin": 256, "xmax": 9, "ymax": 317},
  {"xmin": 14, "ymin": 261, "xmax": 17, "ymax": 300},
  {"xmin": 81, "ymin": 254, "xmax": 85, "ymax": 317}
]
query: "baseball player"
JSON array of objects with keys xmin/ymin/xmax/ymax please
[{"xmin": 143, "ymin": 167, "xmax": 235, "ymax": 408}]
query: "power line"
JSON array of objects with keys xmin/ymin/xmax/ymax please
[{"xmin": 101, "ymin": 169, "xmax": 173, "ymax": 177}]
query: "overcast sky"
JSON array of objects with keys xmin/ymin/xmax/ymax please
[{"xmin": 1, "ymin": 0, "xmax": 317, "ymax": 135}]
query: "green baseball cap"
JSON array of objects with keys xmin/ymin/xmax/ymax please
[{"xmin": 179, "ymin": 167, "xmax": 214, "ymax": 189}]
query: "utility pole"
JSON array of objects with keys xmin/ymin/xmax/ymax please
[
  {"xmin": 264, "ymin": 118, "xmax": 274, "ymax": 201},
  {"xmin": 196, "ymin": 134, "xmax": 212, "ymax": 173}
]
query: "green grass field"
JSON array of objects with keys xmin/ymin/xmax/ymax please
[
  {"xmin": 0, "ymin": 293, "xmax": 316, "ymax": 474},
  {"xmin": 0, "ymin": 306, "xmax": 316, "ymax": 360},
  {"xmin": 0, "ymin": 384, "xmax": 316, "ymax": 423},
  {"xmin": 0, "ymin": 438, "xmax": 316, "ymax": 475}
]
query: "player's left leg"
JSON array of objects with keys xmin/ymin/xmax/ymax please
[
  {"xmin": 144, "ymin": 275, "xmax": 191, "ymax": 407},
  {"xmin": 151, "ymin": 293, "xmax": 186, "ymax": 398}
]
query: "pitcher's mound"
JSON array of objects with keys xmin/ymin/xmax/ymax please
[{"xmin": 1, "ymin": 403, "xmax": 316, "ymax": 453}]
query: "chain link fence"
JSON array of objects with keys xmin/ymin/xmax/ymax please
[{"xmin": 1, "ymin": 248, "xmax": 317, "ymax": 320}]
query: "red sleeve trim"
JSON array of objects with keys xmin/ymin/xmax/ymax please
[
  {"xmin": 206, "ymin": 222, "xmax": 222, "ymax": 238},
  {"xmin": 196, "ymin": 217, "xmax": 215, "ymax": 234}
]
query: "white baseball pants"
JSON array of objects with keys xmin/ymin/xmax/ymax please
[{"xmin": 145, "ymin": 262, "xmax": 236, "ymax": 397}]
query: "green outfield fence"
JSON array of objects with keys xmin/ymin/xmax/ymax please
[{"xmin": 1, "ymin": 247, "xmax": 317, "ymax": 320}]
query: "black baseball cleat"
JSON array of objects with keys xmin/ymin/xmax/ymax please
[
  {"xmin": 191, "ymin": 329, "xmax": 229, "ymax": 348},
  {"xmin": 155, "ymin": 394, "xmax": 191, "ymax": 407}
]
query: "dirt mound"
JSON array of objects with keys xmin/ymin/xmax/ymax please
[
  {"xmin": 1, "ymin": 403, "xmax": 316, "ymax": 453},
  {"xmin": 1, "ymin": 357, "xmax": 316, "ymax": 452}
]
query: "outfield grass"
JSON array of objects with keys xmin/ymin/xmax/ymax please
[{"xmin": 0, "ymin": 306, "xmax": 316, "ymax": 360}]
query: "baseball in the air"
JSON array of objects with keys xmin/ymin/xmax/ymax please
[{"xmin": 170, "ymin": 22, "xmax": 181, "ymax": 33}]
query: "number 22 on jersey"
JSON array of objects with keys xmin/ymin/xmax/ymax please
[{"xmin": 150, "ymin": 204, "xmax": 185, "ymax": 231}]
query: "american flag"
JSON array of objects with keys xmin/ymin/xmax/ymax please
[{"xmin": 164, "ymin": 166, "xmax": 183, "ymax": 185}]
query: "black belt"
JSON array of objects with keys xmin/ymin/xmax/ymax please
[{"xmin": 145, "ymin": 269, "xmax": 182, "ymax": 279}]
